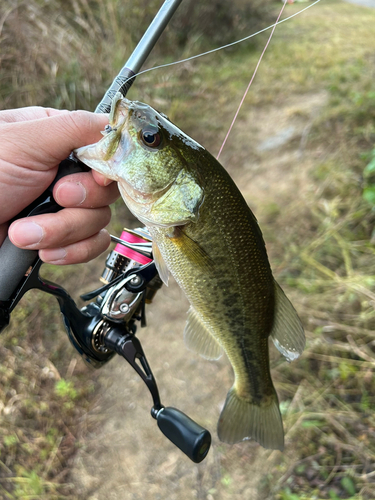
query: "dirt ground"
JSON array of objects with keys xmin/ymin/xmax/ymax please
[{"xmin": 70, "ymin": 87, "xmax": 329, "ymax": 500}]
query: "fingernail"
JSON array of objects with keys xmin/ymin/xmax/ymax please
[
  {"xmin": 10, "ymin": 221, "xmax": 44, "ymax": 247},
  {"xmin": 40, "ymin": 248, "xmax": 67, "ymax": 263},
  {"xmin": 55, "ymin": 181, "xmax": 87, "ymax": 206}
]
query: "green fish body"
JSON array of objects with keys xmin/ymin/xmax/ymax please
[{"xmin": 75, "ymin": 93, "xmax": 305, "ymax": 450}]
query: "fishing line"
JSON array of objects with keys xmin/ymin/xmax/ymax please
[
  {"xmin": 129, "ymin": 0, "xmax": 321, "ymax": 82},
  {"xmin": 216, "ymin": 0, "xmax": 288, "ymax": 160}
]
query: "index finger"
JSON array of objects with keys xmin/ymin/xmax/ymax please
[{"xmin": 0, "ymin": 107, "xmax": 66, "ymax": 124}]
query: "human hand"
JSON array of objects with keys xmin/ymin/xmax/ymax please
[{"xmin": 0, "ymin": 106, "xmax": 119, "ymax": 265}]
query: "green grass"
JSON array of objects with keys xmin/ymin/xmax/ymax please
[
  {"xmin": 0, "ymin": 1, "xmax": 272, "ymax": 496},
  {"xmin": 247, "ymin": 4, "xmax": 375, "ymax": 499},
  {"xmin": 1, "ymin": 0, "xmax": 375, "ymax": 498},
  {"xmin": 0, "ymin": 286, "xmax": 100, "ymax": 498}
]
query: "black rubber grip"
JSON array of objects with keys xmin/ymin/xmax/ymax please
[
  {"xmin": 157, "ymin": 407, "xmax": 211, "ymax": 463},
  {"xmin": 0, "ymin": 237, "xmax": 37, "ymax": 301}
]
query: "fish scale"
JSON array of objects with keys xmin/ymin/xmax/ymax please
[{"xmin": 75, "ymin": 93, "xmax": 305, "ymax": 451}]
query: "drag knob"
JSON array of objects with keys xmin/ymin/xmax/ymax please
[{"xmin": 155, "ymin": 407, "xmax": 211, "ymax": 463}]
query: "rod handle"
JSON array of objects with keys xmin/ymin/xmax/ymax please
[
  {"xmin": 0, "ymin": 156, "xmax": 88, "ymax": 301},
  {"xmin": 0, "ymin": 238, "xmax": 37, "ymax": 301}
]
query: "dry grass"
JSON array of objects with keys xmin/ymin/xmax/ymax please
[
  {"xmin": 0, "ymin": 1, "xmax": 272, "ymax": 497},
  {"xmin": 1, "ymin": 0, "xmax": 375, "ymax": 499},
  {"xmin": 0, "ymin": 0, "xmax": 271, "ymax": 110}
]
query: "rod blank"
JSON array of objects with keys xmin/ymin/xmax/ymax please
[{"xmin": 95, "ymin": 0, "xmax": 183, "ymax": 113}]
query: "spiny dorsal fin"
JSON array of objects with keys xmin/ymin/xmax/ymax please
[
  {"xmin": 152, "ymin": 240, "xmax": 169, "ymax": 286},
  {"xmin": 270, "ymin": 280, "xmax": 305, "ymax": 362},
  {"xmin": 184, "ymin": 307, "xmax": 223, "ymax": 360}
]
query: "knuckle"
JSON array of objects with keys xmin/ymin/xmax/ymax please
[
  {"xmin": 60, "ymin": 209, "xmax": 79, "ymax": 237},
  {"xmin": 59, "ymin": 112, "xmax": 84, "ymax": 141},
  {"xmin": 101, "ymin": 206, "xmax": 112, "ymax": 225},
  {"xmin": 44, "ymin": 207, "xmax": 110, "ymax": 249}
]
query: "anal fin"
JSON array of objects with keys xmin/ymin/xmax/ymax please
[
  {"xmin": 270, "ymin": 280, "xmax": 305, "ymax": 362},
  {"xmin": 184, "ymin": 307, "xmax": 222, "ymax": 360}
]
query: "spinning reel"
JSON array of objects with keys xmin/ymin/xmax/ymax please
[{"xmin": 0, "ymin": 0, "xmax": 211, "ymax": 463}]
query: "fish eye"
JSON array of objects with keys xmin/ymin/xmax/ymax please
[{"xmin": 140, "ymin": 127, "xmax": 162, "ymax": 148}]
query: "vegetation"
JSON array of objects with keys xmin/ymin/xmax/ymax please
[
  {"xmin": 0, "ymin": 0, "xmax": 272, "ymax": 498},
  {"xmin": 0, "ymin": 0, "xmax": 270, "ymax": 111},
  {"xmin": 1, "ymin": 0, "xmax": 375, "ymax": 498}
]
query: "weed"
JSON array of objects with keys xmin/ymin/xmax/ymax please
[
  {"xmin": 1, "ymin": 0, "xmax": 375, "ymax": 499},
  {"xmin": 362, "ymin": 148, "xmax": 375, "ymax": 206},
  {"xmin": 54, "ymin": 380, "xmax": 77, "ymax": 401}
]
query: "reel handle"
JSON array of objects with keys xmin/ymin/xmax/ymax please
[{"xmin": 155, "ymin": 407, "xmax": 211, "ymax": 463}]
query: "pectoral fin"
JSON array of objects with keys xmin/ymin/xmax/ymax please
[
  {"xmin": 152, "ymin": 240, "xmax": 169, "ymax": 286},
  {"xmin": 170, "ymin": 227, "xmax": 215, "ymax": 273},
  {"xmin": 152, "ymin": 226, "xmax": 214, "ymax": 287},
  {"xmin": 270, "ymin": 280, "xmax": 305, "ymax": 362},
  {"xmin": 184, "ymin": 307, "xmax": 222, "ymax": 360}
]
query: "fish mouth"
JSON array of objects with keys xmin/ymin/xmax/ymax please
[{"xmin": 74, "ymin": 99, "xmax": 133, "ymax": 179}]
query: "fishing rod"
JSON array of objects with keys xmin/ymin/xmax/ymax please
[{"xmin": 0, "ymin": 0, "xmax": 211, "ymax": 464}]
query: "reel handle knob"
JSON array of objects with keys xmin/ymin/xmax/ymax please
[{"xmin": 155, "ymin": 406, "xmax": 211, "ymax": 463}]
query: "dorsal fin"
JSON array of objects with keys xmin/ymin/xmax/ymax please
[
  {"xmin": 270, "ymin": 280, "xmax": 305, "ymax": 362},
  {"xmin": 184, "ymin": 307, "xmax": 223, "ymax": 360}
]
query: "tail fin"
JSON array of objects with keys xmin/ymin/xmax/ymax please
[{"xmin": 217, "ymin": 387, "xmax": 284, "ymax": 451}]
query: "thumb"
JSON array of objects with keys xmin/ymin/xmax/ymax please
[{"xmin": 0, "ymin": 110, "xmax": 108, "ymax": 172}]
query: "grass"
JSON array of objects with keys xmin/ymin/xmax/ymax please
[
  {"xmin": 0, "ymin": 0, "xmax": 272, "ymax": 497},
  {"xmin": 0, "ymin": 276, "xmax": 100, "ymax": 498},
  {"xmin": 1, "ymin": 0, "xmax": 375, "ymax": 498},
  {"xmin": 247, "ymin": 3, "xmax": 375, "ymax": 498},
  {"xmin": 140, "ymin": 2, "xmax": 375, "ymax": 498}
]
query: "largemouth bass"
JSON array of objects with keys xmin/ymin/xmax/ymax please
[{"xmin": 75, "ymin": 93, "xmax": 305, "ymax": 451}]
